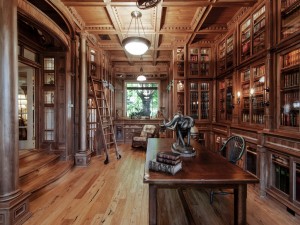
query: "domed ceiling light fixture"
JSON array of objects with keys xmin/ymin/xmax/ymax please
[
  {"xmin": 137, "ymin": 57, "xmax": 147, "ymax": 81},
  {"xmin": 136, "ymin": 0, "xmax": 161, "ymax": 10},
  {"xmin": 122, "ymin": 11, "xmax": 151, "ymax": 56},
  {"xmin": 137, "ymin": 69, "xmax": 147, "ymax": 81}
]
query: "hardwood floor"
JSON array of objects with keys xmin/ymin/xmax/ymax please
[{"xmin": 23, "ymin": 144, "xmax": 300, "ymax": 225}]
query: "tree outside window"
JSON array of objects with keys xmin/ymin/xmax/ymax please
[{"xmin": 126, "ymin": 82, "xmax": 159, "ymax": 118}]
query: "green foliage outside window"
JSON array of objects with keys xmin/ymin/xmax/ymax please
[{"xmin": 126, "ymin": 82, "xmax": 159, "ymax": 118}]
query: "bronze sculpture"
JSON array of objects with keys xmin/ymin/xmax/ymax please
[{"xmin": 163, "ymin": 112, "xmax": 196, "ymax": 157}]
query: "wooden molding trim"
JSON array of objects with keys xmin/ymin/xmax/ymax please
[
  {"xmin": 67, "ymin": 6, "xmax": 85, "ymax": 30},
  {"xmin": 18, "ymin": 0, "xmax": 70, "ymax": 49}
]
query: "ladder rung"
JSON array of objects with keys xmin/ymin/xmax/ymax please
[
  {"xmin": 87, "ymin": 128, "xmax": 97, "ymax": 131},
  {"xmin": 87, "ymin": 122, "xmax": 100, "ymax": 124}
]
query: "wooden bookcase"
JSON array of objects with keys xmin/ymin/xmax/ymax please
[
  {"xmin": 175, "ymin": 80, "xmax": 186, "ymax": 114},
  {"xmin": 217, "ymin": 76, "xmax": 233, "ymax": 122},
  {"xmin": 240, "ymin": 4, "xmax": 266, "ymax": 63},
  {"xmin": 212, "ymin": 0, "xmax": 300, "ymax": 214},
  {"xmin": 188, "ymin": 81, "xmax": 211, "ymax": 121},
  {"xmin": 266, "ymin": 149, "xmax": 300, "ymax": 213},
  {"xmin": 217, "ymin": 33, "xmax": 235, "ymax": 75},
  {"xmin": 188, "ymin": 47, "xmax": 211, "ymax": 77},
  {"xmin": 278, "ymin": 46, "xmax": 300, "ymax": 130},
  {"xmin": 279, "ymin": 0, "xmax": 300, "ymax": 41},
  {"xmin": 43, "ymin": 57, "xmax": 56, "ymax": 142},
  {"xmin": 239, "ymin": 61, "xmax": 266, "ymax": 126},
  {"xmin": 175, "ymin": 47, "xmax": 185, "ymax": 78}
]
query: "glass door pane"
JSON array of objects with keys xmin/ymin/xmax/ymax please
[{"xmin": 18, "ymin": 62, "xmax": 35, "ymax": 149}]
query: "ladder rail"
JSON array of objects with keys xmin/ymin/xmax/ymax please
[{"xmin": 89, "ymin": 77, "xmax": 121, "ymax": 164}]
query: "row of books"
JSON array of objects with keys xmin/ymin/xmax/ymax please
[{"xmin": 148, "ymin": 151, "xmax": 182, "ymax": 175}]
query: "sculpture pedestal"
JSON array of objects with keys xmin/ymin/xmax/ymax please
[{"xmin": 172, "ymin": 143, "xmax": 196, "ymax": 157}]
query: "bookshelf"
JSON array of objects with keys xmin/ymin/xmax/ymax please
[
  {"xmin": 226, "ymin": 34, "xmax": 234, "ymax": 69},
  {"xmin": 188, "ymin": 47, "xmax": 210, "ymax": 77},
  {"xmin": 175, "ymin": 47, "xmax": 185, "ymax": 78},
  {"xmin": 43, "ymin": 57, "xmax": 55, "ymax": 142},
  {"xmin": 252, "ymin": 5, "xmax": 266, "ymax": 54},
  {"xmin": 240, "ymin": 4, "xmax": 266, "ymax": 62},
  {"xmin": 176, "ymin": 80, "xmax": 185, "ymax": 114},
  {"xmin": 241, "ymin": 18, "xmax": 251, "ymax": 62},
  {"xmin": 188, "ymin": 81, "xmax": 210, "ymax": 121},
  {"xmin": 271, "ymin": 153, "xmax": 290, "ymax": 195},
  {"xmin": 240, "ymin": 62, "xmax": 266, "ymax": 126},
  {"xmin": 218, "ymin": 41, "xmax": 226, "ymax": 74},
  {"xmin": 280, "ymin": 0, "xmax": 300, "ymax": 40},
  {"xmin": 218, "ymin": 34, "xmax": 235, "ymax": 75},
  {"xmin": 266, "ymin": 148, "xmax": 300, "ymax": 213},
  {"xmin": 217, "ymin": 76, "xmax": 233, "ymax": 122},
  {"xmin": 279, "ymin": 47, "xmax": 300, "ymax": 129}
]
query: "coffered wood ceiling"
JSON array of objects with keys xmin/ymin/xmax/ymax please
[{"xmin": 61, "ymin": 0, "xmax": 257, "ymax": 67}]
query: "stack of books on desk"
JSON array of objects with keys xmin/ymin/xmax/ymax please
[{"xmin": 149, "ymin": 151, "xmax": 182, "ymax": 175}]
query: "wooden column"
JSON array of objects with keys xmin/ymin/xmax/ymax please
[
  {"xmin": 75, "ymin": 32, "xmax": 91, "ymax": 166},
  {"xmin": 258, "ymin": 144, "xmax": 267, "ymax": 197},
  {"xmin": 0, "ymin": 0, "xmax": 31, "ymax": 223}
]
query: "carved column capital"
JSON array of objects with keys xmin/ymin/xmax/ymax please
[{"xmin": 79, "ymin": 31, "xmax": 89, "ymax": 40}]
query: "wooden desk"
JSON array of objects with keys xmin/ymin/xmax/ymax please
[{"xmin": 143, "ymin": 138, "xmax": 259, "ymax": 225}]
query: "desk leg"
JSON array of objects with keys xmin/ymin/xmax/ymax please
[
  {"xmin": 234, "ymin": 184, "xmax": 247, "ymax": 225},
  {"xmin": 149, "ymin": 184, "xmax": 157, "ymax": 225}
]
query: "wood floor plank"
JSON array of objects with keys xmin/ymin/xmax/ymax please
[{"xmin": 23, "ymin": 144, "xmax": 300, "ymax": 225}]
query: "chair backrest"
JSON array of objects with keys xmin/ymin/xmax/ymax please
[
  {"xmin": 220, "ymin": 135, "xmax": 245, "ymax": 164},
  {"xmin": 140, "ymin": 125, "xmax": 156, "ymax": 137}
]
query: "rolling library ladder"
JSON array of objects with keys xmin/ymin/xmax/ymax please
[{"xmin": 89, "ymin": 77, "xmax": 121, "ymax": 164}]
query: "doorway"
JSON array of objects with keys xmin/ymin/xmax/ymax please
[{"xmin": 18, "ymin": 62, "xmax": 35, "ymax": 149}]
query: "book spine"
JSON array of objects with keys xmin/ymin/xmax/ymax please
[
  {"xmin": 149, "ymin": 161, "xmax": 178, "ymax": 175},
  {"xmin": 156, "ymin": 153, "xmax": 179, "ymax": 161},
  {"xmin": 156, "ymin": 157, "xmax": 180, "ymax": 165}
]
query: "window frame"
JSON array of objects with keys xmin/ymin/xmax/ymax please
[{"xmin": 124, "ymin": 80, "xmax": 161, "ymax": 119}]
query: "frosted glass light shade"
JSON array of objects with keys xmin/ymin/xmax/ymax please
[
  {"xmin": 137, "ymin": 75, "xmax": 147, "ymax": 81},
  {"xmin": 122, "ymin": 37, "xmax": 150, "ymax": 55}
]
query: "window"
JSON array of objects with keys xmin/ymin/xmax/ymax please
[
  {"xmin": 126, "ymin": 82, "xmax": 159, "ymax": 118},
  {"xmin": 43, "ymin": 57, "xmax": 55, "ymax": 141}
]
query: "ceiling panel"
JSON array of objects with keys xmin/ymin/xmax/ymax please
[
  {"xmin": 60, "ymin": 0, "xmax": 258, "ymax": 68},
  {"xmin": 75, "ymin": 6, "xmax": 111, "ymax": 25}
]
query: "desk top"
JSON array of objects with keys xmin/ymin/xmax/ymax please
[{"xmin": 144, "ymin": 138, "xmax": 259, "ymax": 185}]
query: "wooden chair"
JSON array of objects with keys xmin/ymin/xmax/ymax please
[
  {"xmin": 131, "ymin": 125, "xmax": 157, "ymax": 149},
  {"xmin": 210, "ymin": 135, "xmax": 246, "ymax": 204}
]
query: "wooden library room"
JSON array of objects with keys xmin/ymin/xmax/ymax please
[{"xmin": 1, "ymin": 0, "xmax": 300, "ymax": 225}]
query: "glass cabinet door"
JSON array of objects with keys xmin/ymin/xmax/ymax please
[
  {"xmin": 189, "ymin": 81, "xmax": 210, "ymax": 121},
  {"xmin": 43, "ymin": 57, "xmax": 55, "ymax": 141},
  {"xmin": 190, "ymin": 82, "xmax": 199, "ymax": 119},
  {"xmin": 272, "ymin": 154, "xmax": 290, "ymax": 195},
  {"xmin": 279, "ymin": 48, "xmax": 300, "ymax": 129}
]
